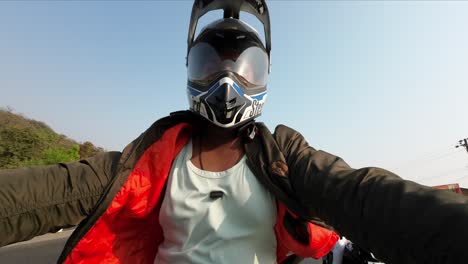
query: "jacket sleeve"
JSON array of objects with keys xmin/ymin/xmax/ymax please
[
  {"xmin": 0, "ymin": 151, "xmax": 121, "ymax": 247},
  {"xmin": 275, "ymin": 125, "xmax": 468, "ymax": 264}
]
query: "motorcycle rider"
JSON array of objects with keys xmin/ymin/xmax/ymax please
[{"xmin": 1, "ymin": 1, "xmax": 468, "ymax": 263}]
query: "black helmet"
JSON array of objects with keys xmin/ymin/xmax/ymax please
[{"xmin": 186, "ymin": 0, "xmax": 271, "ymax": 128}]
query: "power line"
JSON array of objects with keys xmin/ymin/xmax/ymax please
[
  {"xmin": 390, "ymin": 147, "xmax": 463, "ymax": 171},
  {"xmin": 416, "ymin": 166, "xmax": 468, "ymax": 182}
]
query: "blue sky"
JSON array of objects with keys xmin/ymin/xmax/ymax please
[{"xmin": 1, "ymin": 1, "xmax": 468, "ymax": 187}]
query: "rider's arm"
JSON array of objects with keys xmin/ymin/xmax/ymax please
[
  {"xmin": 276, "ymin": 124, "xmax": 468, "ymax": 264},
  {"xmin": 0, "ymin": 151, "xmax": 121, "ymax": 247}
]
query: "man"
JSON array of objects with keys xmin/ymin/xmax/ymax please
[{"xmin": 1, "ymin": 1, "xmax": 467, "ymax": 263}]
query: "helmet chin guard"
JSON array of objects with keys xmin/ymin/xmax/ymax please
[{"xmin": 188, "ymin": 76, "xmax": 267, "ymax": 128}]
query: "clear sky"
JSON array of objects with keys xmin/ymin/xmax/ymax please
[{"xmin": 1, "ymin": 1, "xmax": 468, "ymax": 187}]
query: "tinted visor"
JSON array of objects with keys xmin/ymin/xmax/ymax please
[{"xmin": 188, "ymin": 31, "xmax": 269, "ymax": 89}]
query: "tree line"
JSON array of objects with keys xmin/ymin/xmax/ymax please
[{"xmin": 0, "ymin": 108, "xmax": 103, "ymax": 169}]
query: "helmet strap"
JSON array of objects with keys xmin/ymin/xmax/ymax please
[{"xmin": 236, "ymin": 120, "xmax": 257, "ymax": 141}]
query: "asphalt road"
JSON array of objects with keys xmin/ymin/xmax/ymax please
[
  {"xmin": 0, "ymin": 229, "xmax": 72, "ymax": 264},
  {"xmin": 0, "ymin": 229, "xmax": 321, "ymax": 264}
]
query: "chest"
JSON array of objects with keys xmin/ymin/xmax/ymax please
[
  {"xmin": 164, "ymin": 168, "xmax": 275, "ymax": 225},
  {"xmin": 158, "ymin": 140, "xmax": 277, "ymax": 247}
]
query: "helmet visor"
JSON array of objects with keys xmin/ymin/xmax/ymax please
[{"xmin": 188, "ymin": 42, "xmax": 269, "ymax": 90}]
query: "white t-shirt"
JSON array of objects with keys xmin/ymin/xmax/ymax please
[{"xmin": 154, "ymin": 139, "xmax": 277, "ymax": 264}]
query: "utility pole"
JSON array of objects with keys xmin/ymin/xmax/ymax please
[{"xmin": 455, "ymin": 138, "xmax": 468, "ymax": 154}]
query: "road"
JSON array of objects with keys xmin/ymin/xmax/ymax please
[
  {"xmin": 0, "ymin": 229, "xmax": 321, "ymax": 264},
  {"xmin": 0, "ymin": 229, "xmax": 72, "ymax": 264}
]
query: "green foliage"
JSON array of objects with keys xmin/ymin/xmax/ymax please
[
  {"xmin": 22, "ymin": 145, "xmax": 81, "ymax": 167},
  {"xmin": 0, "ymin": 108, "xmax": 103, "ymax": 169},
  {"xmin": 79, "ymin": 141, "xmax": 102, "ymax": 159},
  {"xmin": 43, "ymin": 145, "xmax": 81, "ymax": 164},
  {"xmin": 0, "ymin": 127, "xmax": 45, "ymax": 168}
]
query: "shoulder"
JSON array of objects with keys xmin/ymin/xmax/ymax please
[
  {"xmin": 272, "ymin": 124, "xmax": 309, "ymax": 152},
  {"xmin": 145, "ymin": 110, "xmax": 197, "ymax": 136},
  {"xmin": 121, "ymin": 110, "xmax": 196, "ymax": 158},
  {"xmin": 254, "ymin": 122, "xmax": 313, "ymax": 157},
  {"xmin": 272, "ymin": 124, "xmax": 302, "ymax": 140}
]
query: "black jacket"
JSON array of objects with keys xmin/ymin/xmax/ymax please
[{"xmin": 1, "ymin": 111, "xmax": 467, "ymax": 263}]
